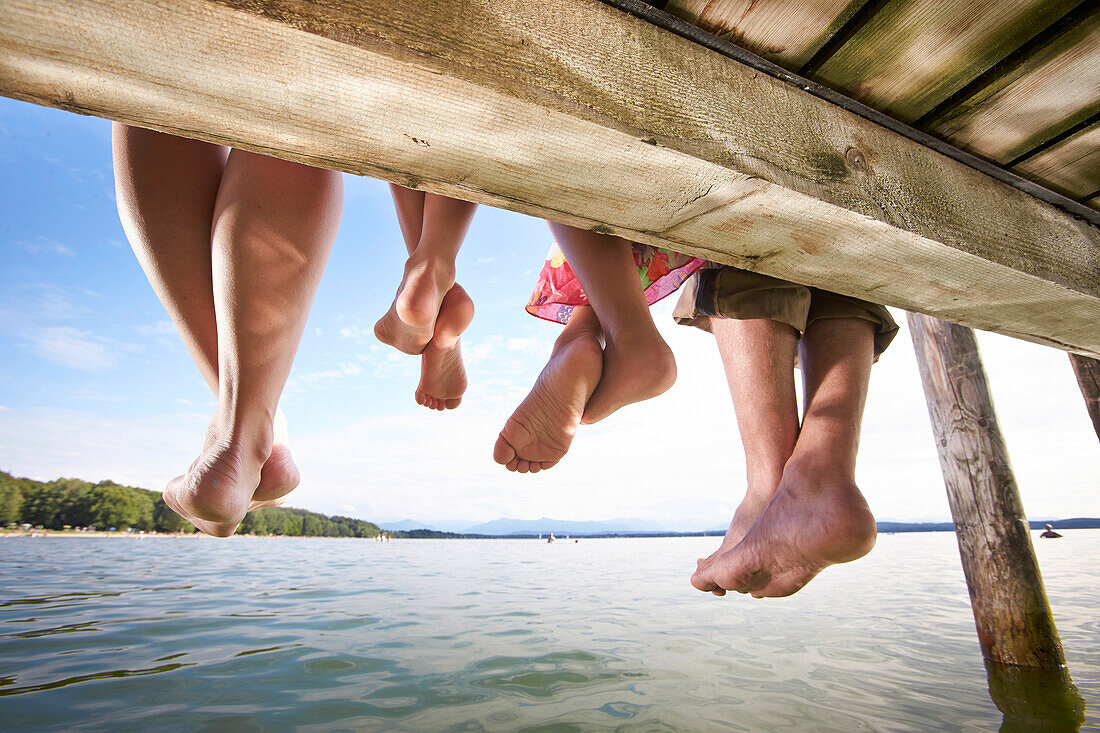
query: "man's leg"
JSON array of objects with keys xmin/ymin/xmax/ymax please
[
  {"xmin": 692, "ymin": 317, "xmax": 877, "ymax": 598},
  {"xmin": 692, "ymin": 317, "xmax": 800, "ymax": 591}
]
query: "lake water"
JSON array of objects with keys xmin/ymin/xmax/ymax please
[{"xmin": 1, "ymin": 531, "xmax": 1097, "ymax": 731}]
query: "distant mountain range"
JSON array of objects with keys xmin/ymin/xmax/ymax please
[{"xmin": 379, "ymin": 516, "xmax": 1100, "ymax": 537}]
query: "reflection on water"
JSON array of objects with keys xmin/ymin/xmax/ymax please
[
  {"xmin": 0, "ymin": 532, "xmax": 1097, "ymax": 730},
  {"xmin": 986, "ymin": 660, "xmax": 1085, "ymax": 732}
]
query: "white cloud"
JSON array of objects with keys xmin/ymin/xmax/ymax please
[
  {"xmin": 339, "ymin": 325, "xmax": 373, "ymax": 342},
  {"xmin": 30, "ymin": 326, "xmax": 127, "ymax": 371},
  {"xmin": 12, "ymin": 237, "xmax": 74, "ymax": 256}
]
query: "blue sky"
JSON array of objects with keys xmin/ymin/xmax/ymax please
[{"xmin": 1, "ymin": 97, "xmax": 1097, "ymax": 529}]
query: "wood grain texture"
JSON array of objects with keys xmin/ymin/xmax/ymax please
[
  {"xmin": 929, "ymin": 12, "xmax": 1100, "ymax": 164},
  {"xmin": 2, "ymin": 0, "xmax": 1099, "ymax": 355},
  {"xmin": 662, "ymin": 0, "xmax": 863, "ymax": 67},
  {"xmin": 813, "ymin": 0, "xmax": 1078, "ymax": 123},
  {"xmin": 908, "ymin": 313, "xmax": 1067, "ymax": 668},
  {"xmin": 1015, "ymin": 124, "xmax": 1100, "ymax": 199},
  {"xmin": 1068, "ymin": 353, "xmax": 1100, "ymax": 441}
]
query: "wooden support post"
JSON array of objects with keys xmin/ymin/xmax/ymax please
[
  {"xmin": 1068, "ymin": 354, "xmax": 1100, "ymax": 442},
  {"xmin": 907, "ymin": 313, "xmax": 1066, "ymax": 668}
]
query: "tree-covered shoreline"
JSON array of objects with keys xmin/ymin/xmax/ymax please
[{"xmin": 0, "ymin": 470, "xmax": 382, "ymax": 538}]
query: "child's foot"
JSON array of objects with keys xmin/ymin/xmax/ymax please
[
  {"xmin": 374, "ymin": 255, "xmax": 456, "ymax": 355},
  {"xmin": 416, "ymin": 284, "xmax": 474, "ymax": 410},
  {"xmin": 690, "ymin": 464, "xmax": 876, "ymax": 598},
  {"xmin": 494, "ymin": 319, "xmax": 603, "ymax": 473},
  {"xmin": 581, "ymin": 327, "xmax": 676, "ymax": 424},
  {"xmin": 162, "ymin": 422, "xmax": 275, "ymax": 537}
]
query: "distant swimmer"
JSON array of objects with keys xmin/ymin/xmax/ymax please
[
  {"xmin": 547, "ymin": 532, "xmax": 555, "ymax": 543},
  {"xmin": 1040, "ymin": 524, "xmax": 1063, "ymax": 539}
]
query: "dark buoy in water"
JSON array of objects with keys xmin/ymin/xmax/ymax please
[{"xmin": 1039, "ymin": 524, "xmax": 1062, "ymax": 539}]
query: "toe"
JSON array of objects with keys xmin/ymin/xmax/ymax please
[
  {"xmin": 493, "ymin": 435, "xmax": 517, "ymax": 466},
  {"xmin": 444, "ymin": 397, "xmax": 462, "ymax": 410}
]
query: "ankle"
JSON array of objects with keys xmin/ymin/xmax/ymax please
[
  {"xmin": 780, "ymin": 457, "xmax": 858, "ymax": 496},
  {"xmin": 406, "ymin": 251, "xmax": 456, "ymax": 280},
  {"xmin": 207, "ymin": 412, "xmax": 275, "ymax": 465},
  {"xmin": 603, "ymin": 318, "xmax": 664, "ymax": 349}
]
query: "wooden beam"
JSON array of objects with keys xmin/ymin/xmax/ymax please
[
  {"xmin": 2, "ymin": 0, "xmax": 1099, "ymax": 355},
  {"xmin": 908, "ymin": 313, "xmax": 1067, "ymax": 668},
  {"xmin": 1068, "ymin": 354, "xmax": 1100, "ymax": 441}
]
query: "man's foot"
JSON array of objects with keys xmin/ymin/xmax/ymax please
[
  {"xmin": 581, "ymin": 328, "xmax": 676, "ymax": 424},
  {"xmin": 494, "ymin": 323, "xmax": 603, "ymax": 473},
  {"xmin": 416, "ymin": 284, "xmax": 474, "ymax": 410},
  {"xmin": 691, "ymin": 465, "xmax": 876, "ymax": 598},
  {"xmin": 374, "ymin": 255, "xmax": 456, "ymax": 355},
  {"xmin": 693, "ymin": 491, "xmax": 774, "ymax": 593}
]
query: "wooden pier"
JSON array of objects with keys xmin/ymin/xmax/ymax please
[{"xmin": 2, "ymin": 0, "xmax": 1097, "ymax": 678}]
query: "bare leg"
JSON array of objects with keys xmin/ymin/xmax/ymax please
[
  {"xmin": 374, "ymin": 191, "xmax": 477, "ymax": 354},
  {"xmin": 549, "ymin": 223, "xmax": 676, "ymax": 423},
  {"xmin": 692, "ymin": 317, "xmax": 877, "ymax": 598},
  {"xmin": 692, "ymin": 318, "xmax": 799, "ymax": 591},
  {"xmin": 112, "ymin": 125, "xmax": 299, "ymax": 505},
  {"xmin": 385, "ymin": 185, "xmax": 475, "ymax": 409},
  {"xmin": 494, "ymin": 307, "xmax": 603, "ymax": 473},
  {"xmin": 162, "ymin": 151, "xmax": 342, "ymax": 536}
]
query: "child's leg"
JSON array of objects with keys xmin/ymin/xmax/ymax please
[
  {"xmin": 494, "ymin": 307, "xmax": 603, "ymax": 472},
  {"xmin": 162, "ymin": 151, "xmax": 342, "ymax": 535},
  {"xmin": 691, "ymin": 317, "xmax": 799, "ymax": 593},
  {"xmin": 375, "ymin": 191, "xmax": 477, "ymax": 354},
  {"xmin": 386, "ymin": 185, "xmax": 475, "ymax": 410},
  {"xmin": 112, "ymin": 125, "xmax": 300, "ymax": 508},
  {"xmin": 548, "ymin": 223, "xmax": 676, "ymax": 423},
  {"xmin": 692, "ymin": 317, "xmax": 877, "ymax": 598}
]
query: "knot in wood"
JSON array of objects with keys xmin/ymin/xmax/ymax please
[{"xmin": 845, "ymin": 147, "xmax": 868, "ymax": 173}]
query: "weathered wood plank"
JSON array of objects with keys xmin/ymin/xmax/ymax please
[
  {"xmin": 1068, "ymin": 353, "xmax": 1100, "ymax": 441},
  {"xmin": 928, "ymin": 12, "xmax": 1100, "ymax": 164},
  {"xmin": 2, "ymin": 0, "xmax": 1099, "ymax": 356},
  {"xmin": 908, "ymin": 313, "xmax": 1068, "ymax": 668},
  {"xmin": 812, "ymin": 0, "xmax": 1079, "ymax": 123},
  {"xmin": 1014, "ymin": 124, "xmax": 1100, "ymax": 199},
  {"xmin": 662, "ymin": 0, "xmax": 862, "ymax": 68}
]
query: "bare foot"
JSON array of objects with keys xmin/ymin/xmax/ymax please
[
  {"xmin": 494, "ymin": 322, "xmax": 603, "ymax": 473},
  {"xmin": 162, "ymin": 417, "xmax": 277, "ymax": 537},
  {"xmin": 691, "ymin": 466, "xmax": 876, "ymax": 598},
  {"xmin": 693, "ymin": 491, "xmax": 773, "ymax": 593},
  {"xmin": 581, "ymin": 328, "xmax": 676, "ymax": 424},
  {"xmin": 253, "ymin": 408, "xmax": 300, "ymax": 502},
  {"xmin": 416, "ymin": 284, "xmax": 474, "ymax": 410},
  {"xmin": 374, "ymin": 256, "xmax": 455, "ymax": 355}
]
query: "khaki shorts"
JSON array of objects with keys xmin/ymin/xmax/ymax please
[{"xmin": 672, "ymin": 267, "xmax": 898, "ymax": 360}]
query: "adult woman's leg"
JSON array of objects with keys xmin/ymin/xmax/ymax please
[
  {"xmin": 163, "ymin": 151, "xmax": 342, "ymax": 535},
  {"xmin": 113, "ymin": 126, "xmax": 301, "ymax": 506}
]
